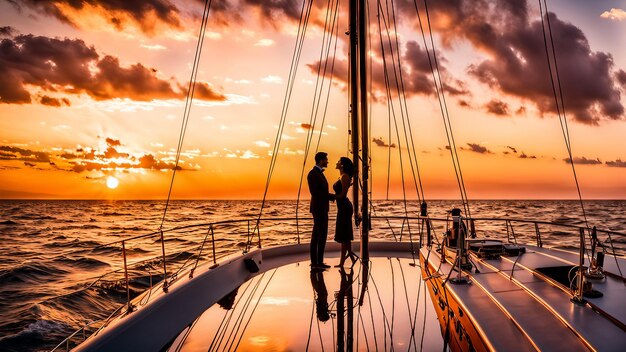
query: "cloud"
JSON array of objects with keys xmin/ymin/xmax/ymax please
[
  {"xmin": 0, "ymin": 33, "xmax": 225, "ymax": 105},
  {"xmin": 601, "ymin": 8, "xmax": 626, "ymax": 21},
  {"xmin": 461, "ymin": 143, "xmax": 492, "ymax": 154},
  {"xmin": 255, "ymin": 140, "xmax": 270, "ymax": 148},
  {"xmin": 485, "ymin": 100, "xmax": 510, "ymax": 116},
  {"xmin": 617, "ymin": 70, "xmax": 626, "ymax": 89},
  {"xmin": 140, "ymin": 44, "xmax": 167, "ymax": 51},
  {"xmin": 519, "ymin": 153, "xmax": 536, "ymax": 159},
  {"xmin": 8, "ymin": 0, "xmax": 181, "ymax": 35},
  {"xmin": 564, "ymin": 156, "xmax": 602, "ymax": 165},
  {"xmin": 40, "ymin": 96, "xmax": 70, "ymax": 107},
  {"xmin": 423, "ymin": 0, "xmax": 624, "ymax": 124},
  {"xmin": 506, "ymin": 146, "xmax": 518, "ymax": 154},
  {"xmin": 0, "ymin": 26, "xmax": 16, "ymax": 37},
  {"xmin": 606, "ymin": 159, "xmax": 626, "ymax": 167},
  {"xmin": 105, "ymin": 138, "xmax": 122, "ymax": 147},
  {"xmin": 261, "ymin": 75, "xmax": 283, "ymax": 84},
  {"xmin": 308, "ymin": 40, "xmax": 467, "ymax": 100},
  {"xmin": 0, "ymin": 146, "xmax": 51, "ymax": 163},
  {"xmin": 372, "ymin": 137, "xmax": 396, "ymax": 148},
  {"xmin": 254, "ymin": 39, "xmax": 275, "ymax": 47}
]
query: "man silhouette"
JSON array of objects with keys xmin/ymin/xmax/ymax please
[{"xmin": 307, "ymin": 152, "xmax": 334, "ymax": 269}]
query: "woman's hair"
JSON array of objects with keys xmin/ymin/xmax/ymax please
[{"xmin": 339, "ymin": 157, "xmax": 354, "ymax": 177}]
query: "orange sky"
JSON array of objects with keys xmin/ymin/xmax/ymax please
[{"xmin": 0, "ymin": 0, "xmax": 625, "ymax": 200}]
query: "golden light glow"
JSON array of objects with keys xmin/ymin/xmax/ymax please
[{"xmin": 106, "ymin": 176, "xmax": 119, "ymax": 189}]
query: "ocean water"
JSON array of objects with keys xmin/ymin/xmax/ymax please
[{"xmin": 0, "ymin": 199, "xmax": 624, "ymax": 351}]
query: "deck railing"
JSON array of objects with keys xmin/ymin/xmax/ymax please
[{"xmin": 51, "ymin": 214, "xmax": 625, "ymax": 351}]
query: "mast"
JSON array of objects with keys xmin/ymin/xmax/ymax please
[
  {"xmin": 349, "ymin": 0, "xmax": 359, "ymax": 240},
  {"xmin": 358, "ymin": 0, "xmax": 369, "ymax": 261},
  {"xmin": 349, "ymin": 0, "xmax": 369, "ymax": 262}
]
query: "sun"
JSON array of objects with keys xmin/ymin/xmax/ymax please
[{"xmin": 106, "ymin": 176, "xmax": 119, "ymax": 189}]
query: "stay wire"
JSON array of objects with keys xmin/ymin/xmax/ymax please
[
  {"xmin": 232, "ymin": 269, "xmax": 278, "ymax": 351},
  {"xmin": 295, "ymin": 0, "xmax": 340, "ymax": 240},
  {"xmin": 377, "ymin": 0, "xmax": 414, "ymax": 234},
  {"xmin": 251, "ymin": 0, "xmax": 312, "ymax": 251},
  {"xmin": 160, "ymin": 0, "xmax": 212, "ymax": 231},
  {"xmin": 419, "ymin": 0, "xmax": 471, "ymax": 218},
  {"xmin": 538, "ymin": 0, "xmax": 589, "ymax": 230},
  {"xmin": 387, "ymin": 0, "xmax": 426, "ymax": 203}
]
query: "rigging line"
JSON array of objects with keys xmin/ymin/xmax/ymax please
[
  {"xmin": 222, "ymin": 273, "xmax": 268, "ymax": 351},
  {"xmin": 160, "ymin": 0, "xmax": 212, "ymax": 230},
  {"xmin": 420, "ymin": 277, "xmax": 427, "ymax": 350},
  {"xmin": 232, "ymin": 269, "xmax": 278, "ymax": 351},
  {"xmin": 369, "ymin": 262, "xmax": 395, "ymax": 349},
  {"xmin": 539, "ymin": 0, "xmax": 589, "ymax": 229},
  {"xmin": 388, "ymin": 0, "xmax": 426, "ymax": 203},
  {"xmin": 421, "ymin": 0, "xmax": 471, "ymax": 217},
  {"xmin": 208, "ymin": 278, "xmax": 256, "ymax": 352},
  {"xmin": 214, "ymin": 274, "xmax": 265, "ymax": 352},
  {"xmin": 386, "ymin": 0, "xmax": 425, "ymax": 204},
  {"xmin": 295, "ymin": 0, "xmax": 339, "ymax": 227},
  {"xmin": 378, "ymin": 1, "xmax": 417, "ymax": 232},
  {"xmin": 252, "ymin": 0, "xmax": 313, "ymax": 250},
  {"xmin": 305, "ymin": 290, "xmax": 315, "ymax": 351},
  {"xmin": 314, "ymin": 0, "xmax": 341, "ymax": 152},
  {"xmin": 365, "ymin": 287, "xmax": 380, "ymax": 349},
  {"xmin": 396, "ymin": 258, "xmax": 418, "ymax": 350},
  {"xmin": 377, "ymin": 0, "xmax": 409, "ymax": 214}
]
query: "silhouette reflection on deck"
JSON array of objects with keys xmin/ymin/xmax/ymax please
[{"xmin": 169, "ymin": 258, "xmax": 443, "ymax": 351}]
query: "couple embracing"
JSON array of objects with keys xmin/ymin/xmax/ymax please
[{"xmin": 307, "ymin": 152, "xmax": 358, "ymax": 269}]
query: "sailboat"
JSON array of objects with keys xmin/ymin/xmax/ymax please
[{"xmin": 54, "ymin": 0, "xmax": 626, "ymax": 351}]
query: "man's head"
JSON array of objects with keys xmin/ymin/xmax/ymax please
[{"xmin": 315, "ymin": 152, "xmax": 328, "ymax": 168}]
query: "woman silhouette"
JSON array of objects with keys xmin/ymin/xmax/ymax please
[{"xmin": 333, "ymin": 157, "xmax": 358, "ymax": 267}]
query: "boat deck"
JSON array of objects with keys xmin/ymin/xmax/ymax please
[
  {"xmin": 421, "ymin": 245, "xmax": 626, "ymax": 351},
  {"xmin": 168, "ymin": 253, "xmax": 443, "ymax": 351}
]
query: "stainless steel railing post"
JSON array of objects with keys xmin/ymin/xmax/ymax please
[
  {"xmin": 159, "ymin": 228, "xmax": 168, "ymax": 292},
  {"xmin": 534, "ymin": 222, "xmax": 543, "ymax": 247},
  {"xmin": 121, "ymin": 241, "xmax": 132, "ymax": 312},
  {"xmin": 210, "ymin": 224, "xmax": 216, "ymax": 265}
]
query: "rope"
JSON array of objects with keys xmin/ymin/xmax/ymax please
[
  {"xmin": 413, "ymin": 0, "xmax": 471, "ymax": 218},
  {"xmin": 159, "ymin": 0, "xmax": 213, "ymax": 230},
  {"xmin": 250, "ymin": 0, "xmax": 313, "ymax": 252},
  {"xmin": 295, "ymin": 0, "xmax": 341, "ymax": 242},
  {"xmin": 537, "ymin": 0, "xmax": 590, "ymax": 230}
]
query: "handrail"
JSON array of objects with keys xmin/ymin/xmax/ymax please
[{"xmin": 53, "ymin": 214, "xmax": 625, "ymax": 350}]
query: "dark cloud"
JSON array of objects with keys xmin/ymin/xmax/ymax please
[
  {"xmin": 373, "ymin": 137, "xmax": 396, "ymax": 148},
  {"xmin": 0, "ymin": 146, "xmax": 51, "ymax": 163},
  {"xmin": 105, "ymin": 138, "xmax": 121, "ymax": 147},
  {"xmin": 515, "ymin": 106, "xmax": 526, "ymax": 115},
  {"xmin": 519, "ymin": 153, "xmax": 536, "ymax": 159},
  {"xmin": 617, "ymin": 70, "xmax": 626, "ymax": 89},
  {"xmin": 300, "ymin": 123, "xmax": 312, "ymax": 130},
  {"xmin": 485, "ymin": 99, "xmax": 509, "ymax": 116},
  {"xmin": 0, "ymin": 26, "xmax": 16, "ymax": 37},
  {"xmin": 462, "ymin": 143, "xmax": 492, "ymax": 154},
  {"xmin": 308, "ymin": 40, "xmax": 466, "ymax": 100},
  {"xmin": 0, "ymin": 34, "xmax": 225, "ymax": 105},
  {"xmin": 40, "ymin": 95, "xmax": 70, "ymax": 107},
  {"xmin": 506, "ymin": 146, "xmax": 518, "ymax": 154},
  {"xmin": 606, "ymin": 159, "xmax": 626, "ymax": 168},
  {"xmin": 24, "ymin": 161, "xmax": 36, "ymax": 167},
  {"xmin": 564, "ymin": 156, "xmax": 602, "ymax": 165},
  {"xmin": 8, "ymin": 0, "xmax": 181, "ymax": 34},
  {"xmin": 422, "ymin": 0, "xmax": 624, "ymax": 124}
]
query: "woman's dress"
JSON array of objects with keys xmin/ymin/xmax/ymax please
[{"xmin": 333, "ymin": 179, "xmax": 353, "ymax": 243}]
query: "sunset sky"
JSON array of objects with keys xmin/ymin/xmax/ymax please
[{"xmin": 0, "ymin": 0, "xmax": 624, "ymax": 200}]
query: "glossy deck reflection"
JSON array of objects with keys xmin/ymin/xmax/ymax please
[{"xmin": 170, "ymin": 257, "xmax": 444, "ymax": 351}]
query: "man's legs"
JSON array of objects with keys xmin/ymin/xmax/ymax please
[{"xmin": 311, "ymin": 212, "xmax": 328, "ymax": 265}]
